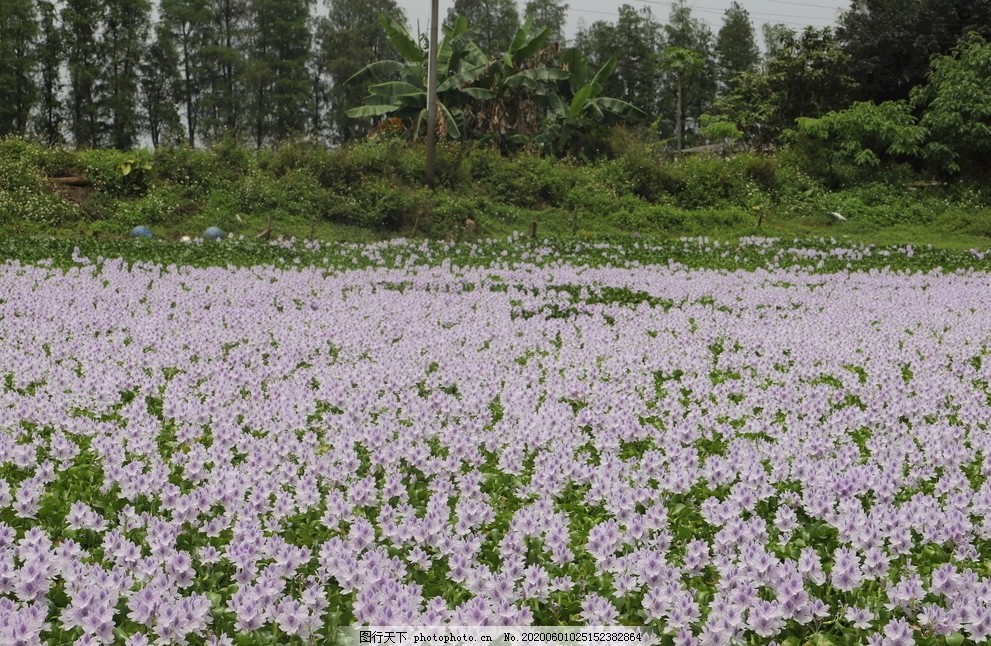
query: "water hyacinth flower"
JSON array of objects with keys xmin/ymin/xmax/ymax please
[{"xmin": 2, "ymin": 239, "xmax": 991, "ymax": 642}]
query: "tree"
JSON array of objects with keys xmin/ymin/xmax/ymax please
[
  {"xmin": 715, "ymin": 2, "xmax": 759, "ymax": 94},
  {"xmin": 346, "ymin": 15, "xmax": 489, "ymax": 141},
  {"xmin": 766, "ymin": 27, "xmax": 854, "ymax": 127},
  {"xmin": 659, "ymin": 46, "xmax": 704, "ymax": 151},
  {"xmin": 789, "ymin": 101, "xmax": 926, "ymax": 184},
  {"xmin": 912, "ymin": 34, "xmax": 991, "ymax": 175},
  {"xmin": 762, "ymin": 23, "xmax": 791, "ymax": 61},
  {"xmin": 445, "ymin": 0, "xmax": 519, "ymax": 54},
  {"xmin": 103, "ymin": 0, "xmax": 151, "ymax": 149},
  {"xmin": 200, "ymin": 0, "xmax": 248, "ymax": 143},
  {"xmin": 0, "ymin": 0, "xmax": 38, "ymax": 137},
  {"xmin": 315, "ymin": 0, "xmax": 405, "ymax": 144},
  {"xmin": 141, "ymin": 24, "xmax": 184, "ymax": 148},
  {"xmin": 63, "ymin": 0, "xmax": 105, "ymax": 147},
  {"xmin": 660, "ymin": 1, "xmax": 715, "ymax": 146},
  {"xmin": 839, "ymin": 0, "xmax": 991, "ymax": 103},
  {"xmin": 161, "ymin": 0, "xmax": 211, "ymax": 146},
  {"xmin": 536, "ymin": 50, "xmax": 644, "ymax": 156},
  {"xmin": 468, "ymin": 17, "xmax": 570, "ymax": 149},
  {"xmin": 524, "ymin": 0, "xmax": 568, "ymax": 46},
  {"xmin": 347, "ymin": 16, "xmax": 639, "ymax": 153},
  {"xmin": 243, "ymin": 0, "xmax": 312, "ymax": 148},
  {"xmin": 574, "ymin": 5, "xmax": 664, "ymax": 116},
  {"xmin": 265, "ymin": 0, "xmax": 312, "ymax": 143},
  {"xmin": 709, "ymin": 26, "xmax": 855, "ymax": 148},
  {"xmin": 34, "ymin": 0, "xmax": 63, "ymax": 145}
]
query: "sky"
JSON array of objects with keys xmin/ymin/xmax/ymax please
[{"xmin": 391, "ymin": 0, "xmax": 849, "ymax": 44}]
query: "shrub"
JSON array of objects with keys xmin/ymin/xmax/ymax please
[
  {"xmin": 470, "ymin": 150, "xmax": 570, "ymax": 208},
  {"xmin": 154, "ymin": 146, "xmax": 222, "ymax": 193},
  {"xmin": 0, "ymin": 140, "xmax": 79, "ymax": 226},
  {"xmin": 667, "ymin": 154, "xmax": 751, "ymax": 209},
  {"xmin": 426, "ymin": 193, "xmax": 503, "ymax": 235},
  {"xmin": 113, "ymin": 186, "xmax": 190, "ymax": 228},
  {"xmin": 934, "ymin": 208, "xmax": 991, "ymax": 237},
  {"xmin": 349, "ymin": 179, "xmax": 432, "ymax": 230},
  {"xmin": 77, "ymin": 149, "xmax": 154, "ymax": 198}
]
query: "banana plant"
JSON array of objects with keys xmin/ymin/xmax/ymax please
[
  {"xmin": 345, "ymin": 15, "xmax": 493, "ymax": 140},
  {"xmin": 536, "ymin": 49, "xmax": 645, "ymax": 156},
  {"xmin": 466, "ymin": 17, "xmax": 571, "ymax": 146}
]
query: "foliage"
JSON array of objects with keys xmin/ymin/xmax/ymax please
[
  {"xmin": 0, "ymin": 0, "xmax": 38, "ymax": 137},
  {"xmin": 313, "ymin": 0, "xmax": 405, "ymax": 144},
  {"xmin": 346, "ymin": 15, "xmax": 486, "ymax": 141},
  {"xmin": 523, "ymin": 0, "xmax": 568, "ymax": 45},
  {"xmin": 714, "ymin": 2, "xmax": 759, "ymax": 94},
  {"xmin": 444, "ymin": 0, "xmax": 519, "ymax": 55},
  {"xmin": 103, "ymin": 0, "xmax": 152, "ymax": 150},
  {"xmin": 536, "ymin": 52, "xmax": 645, "ymax": 157},
  {"xmin": 911, "ymin": 34, "xmax": 991, "ymax": 176},
  {"xmin": 839, "ymin": 0, "xmax": 991, "ymax": 104},
  {"xmin": 788, "ymin": 101, "xmax": 927, "ymax": 186}
]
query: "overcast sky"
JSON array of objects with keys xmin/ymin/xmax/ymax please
[{"xmin": 390, "ymin": 0, "xmax": 848, "ymax": 43}]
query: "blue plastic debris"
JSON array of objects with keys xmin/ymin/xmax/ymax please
[
  {"xmin": 130, "ymin": 226, "xmax": 153, "ymax": 238},
  {"xmin": 204, "ymin": 226, "xmax": 226, "ymax": 240}
]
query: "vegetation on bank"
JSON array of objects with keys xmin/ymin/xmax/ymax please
[{"xmin": 1, "ymin": 134, "xmax": 991, "ymax": 250}]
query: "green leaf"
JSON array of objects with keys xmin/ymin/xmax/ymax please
[
  {"xmin": 945, "ymin": 633, "xmax": 965, "ymax": 646},
  {"xmin": 439, "ymin": 103, "xmax": 463, "ymax": 139},
  {"xmin": 380, "ymin": 15, "xmax": 425, "ymax": 64},
  {"xmin": 344, "ymin": 104, "xmax": 399, "ymax": 118},
  {"xmin": 437, "ymin": 63, "xmax": 488, "ymax": 93},
  {"xmin": 568, "ymin": 84, "xmax": 594, "ymax": 119},
  {"xmin": 505, "ymin": 67, "xmax": 570, "ymax": 90},
  {"xmin": 346, "ymin": 60, "xmax": 407, "ymax": 86},
  {"xmin": 589, "ymin": 57, "xmax": 618, "ymax": 96},
  {"xmin": 368, "ymin": 81, "xmax": 423, "ymax": 100},
  {"xmin": 590, "ymin": 97, "xmax": 645, "ymax": 118},
  {"xmin": 460, "ymin": 87, "xmax": 497, "ymax": 100},
  {"xmin": 513, "ymin": 25, "xmax": 551, "ymax": 63}
]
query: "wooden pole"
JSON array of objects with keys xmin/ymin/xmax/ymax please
[{"xmin": 425, "ymin": 0, "xmax": 439, "ymax": 188}]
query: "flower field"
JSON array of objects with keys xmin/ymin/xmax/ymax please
[{"xmin": 2, "ymin": 237, "xmax": 991, "ymax": 645}]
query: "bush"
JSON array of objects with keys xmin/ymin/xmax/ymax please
[
  {"xmin": 426, "ymin": 193, "xmax": 503, "ymax": 235},
  {"xmin": 153, "ymin": 146, "xmax": 222, "ymax": 193},
  {"xmin": 667, "ymin": 154, "xmax": 750, "ymax": 209},
  {"xmin": 113, "ymin": 186, "xmax": 191, "ymax": 229},
  {"xmin": 77, "ymin": 149, "xmax": 154, "ymax": 198},
  {"xmin": 470, "ymin": 150, "xmax": 571, "ymax": 208},
  {"xmin": 349, "ymin": 179, "xmax": 432, "ymax": 230},
  {"xmin": 0, "ymin": 140, "xmax": 79, "ymax": 226},
  {"xmin": 934, "ymin": 208, "xmax": 991, "ymax": 237},
  {"xmin": 617, "ymin": 143, "xmax": 682, "ymax": 203}
]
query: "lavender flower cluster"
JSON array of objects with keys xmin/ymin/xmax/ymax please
[{"xmin": 1, "ymin": 247, "xmax": 991, "ymax": 645}]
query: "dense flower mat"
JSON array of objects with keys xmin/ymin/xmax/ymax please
[{"xmin": 2, "ymin": 239, "xmax": 991, "ymax": 645}]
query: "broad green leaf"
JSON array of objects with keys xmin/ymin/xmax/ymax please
[
  {"xmin": 505, "ymin": 67, "xmax": 570, "ymax": 90},
  {"xmin": 589, "ymin": 57, "xmax": 618, "ymax": 97},
  {"xmin": 460, "ymin": 87, "xmax": 497, "ymax": 100},
  {"xmin": 344, "ymin": 104, "xmax": 399, "ymax": 118},
  {"xmin": 346, "ymin": 60, "xmax": 407, "ymax": 86},
  {"xmin": 589, "ymin": 97, "xmax": 645, "ymax": 118},
  {"xmin": 505, "ymin": 18, "xmax": 534, "ymax": 61},
  {"xmin": 512, "ymin": 25, "xmax": 551, "ymax": 63},
  {"xmin": 568, "ymin": 84, "xmax": 594, "ymax": 119},
  {"xmin": 380, "ymin": 15, "xmax": 425, "ymax": 64},
  {"xmin": 439, "ymin": 103, "xmax": 463, "ymax": 139},
  {"xmin": 369, "ymin": 81, "xmax": 423, "ymax": 99},
  {"xmin": 437, "ymin": 64, "xmax": 488, "ymax": 92}
]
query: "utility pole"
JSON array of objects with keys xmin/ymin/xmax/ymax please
[{"xmin": 425, "ymin": 0, "xmax": 439, "ymax": 187}]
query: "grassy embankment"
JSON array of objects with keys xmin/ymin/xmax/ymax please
[{"xmin": 1, "ymin": 134, "xmax": 990, "ymax": 250}]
